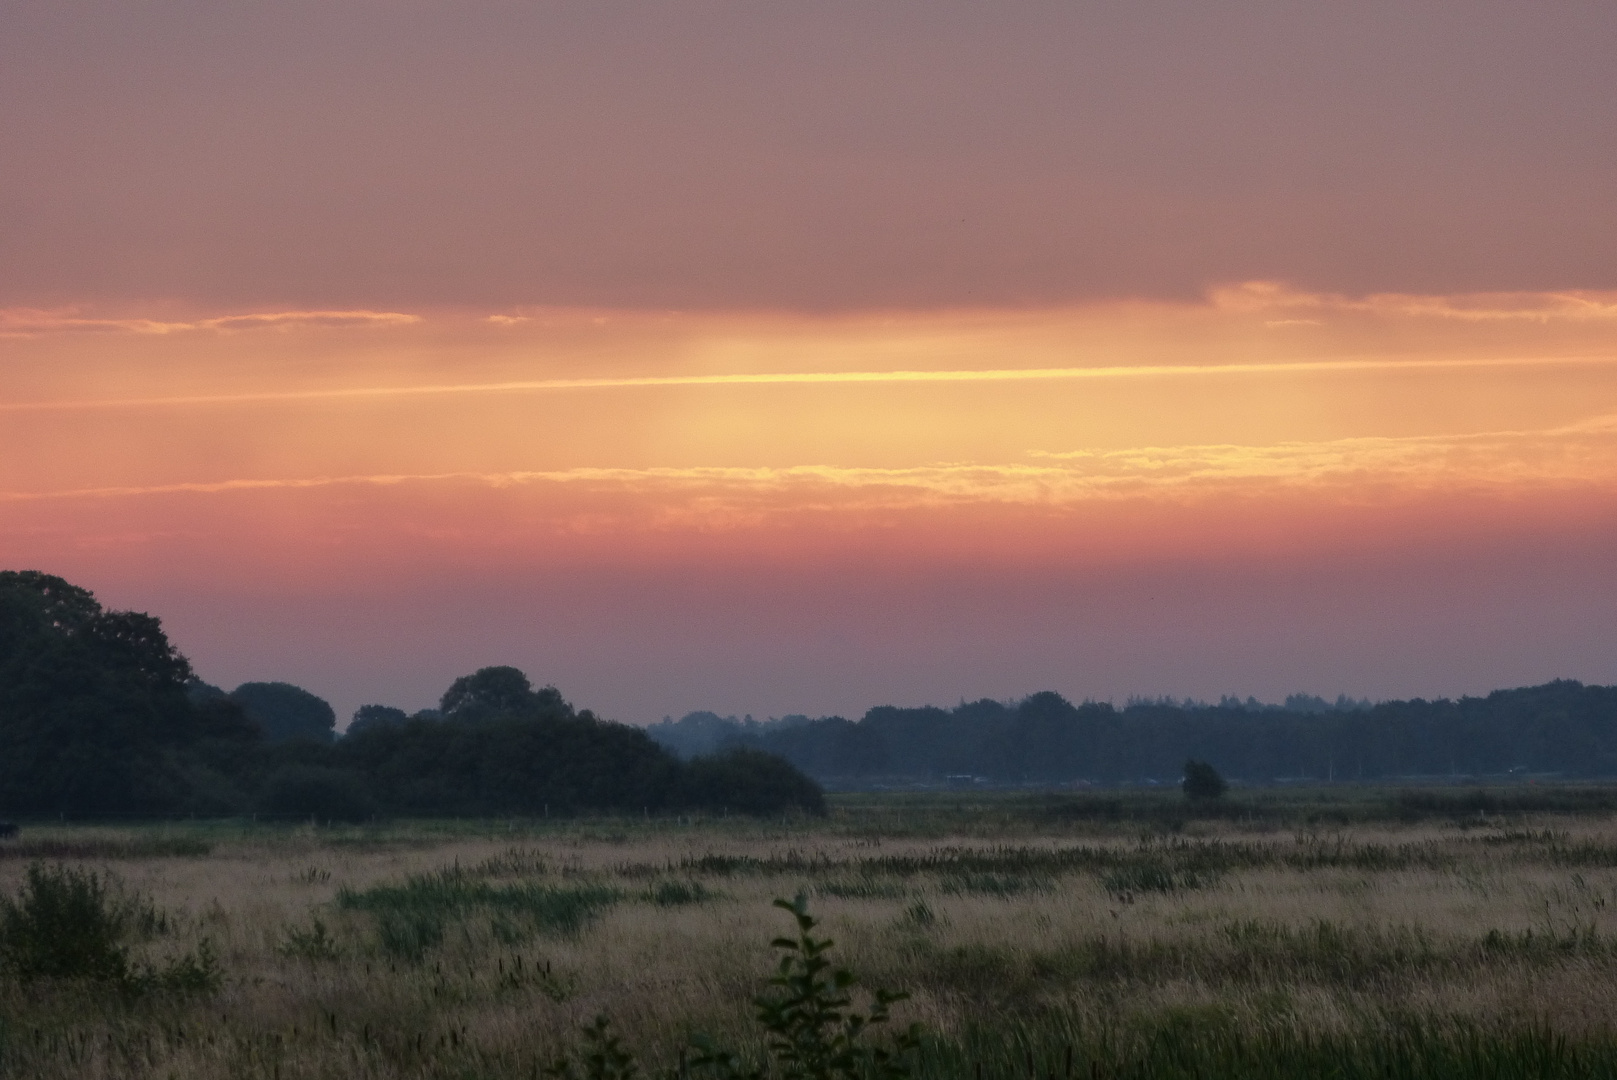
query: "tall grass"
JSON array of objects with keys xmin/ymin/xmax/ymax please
[{"xmin": 1, "ymin": 789, "xmax": 1617, "ymax": 1078}]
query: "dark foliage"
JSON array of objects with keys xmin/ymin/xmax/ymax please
[
  {"xmin": 0, "ymin": 571, "xmax": 225, "ymax": 814},
  {"xmin": 0, "ymin": 863, "xmax": 132, "ymax": 983},
  {"xmin": 0, "ymin": 571, "xmax": 822, "ymax": 819},
  {"xmin": 333, "ymin": 671, "xmax": 825, "ymax": 816},
  {"xmin": 1182, "ymin": 759, "xmax": 1227, "ymax": 800},
  {"xmin": 257, "ymin": 764, "xmax": 377, "ymax": 822},
  {"xmin": 0, "ymin": 862, "xmax": 220, "ymax": 993},
  {"xmin": 336, "ymin": 711, "xmax": 807, "ymax": 816},
  {"xmin": 347, "ymin": 703, "xmax": 408, "ymax": 736},
  {"xmin": 683, "ymin": 748, "xmax": 829, "ymax": 816},
  {"xmin": 440, "ymin": 665, "xmax": 567, "ymax": 722},
  {"xmin": 684, "ymin": 680, "xmax": 1617, "ymax": 786},
  {"xmin": 229, "ymin": 681, "xmax": 336, "ymax": 743}
]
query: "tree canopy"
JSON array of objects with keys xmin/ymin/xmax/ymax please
[
  {"xmin": 653, "ymin": 680, "xmax": 1617, "ymax": 787},
  {"xmin": 229, "ymin": 682, "xmax": 336, "ymax": 743},
  {"xmin": 0, "ymin": 572, "xmax": 824, "ymax": 819},
  {"xmin": 0, "ymin": 572, "xmax": 206, "ymax": 813}
]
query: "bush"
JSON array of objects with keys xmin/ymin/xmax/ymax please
[
  {"xmin": 682, "ymin": 748, "xmax": 828, "ymax": 816},
  {"xmin": 0, "ymin": 863, "xmax": 131, "ymax": 982},
  {"xmin": 257, "ymin": 764, "xmax": 376, "ymax": 822},
  {"xmin": 0, "ymin": 863, "xmax": 219, "ymax": 993},
  {"xmin": 1182, "ymin": 759, "xmax": 1227, "ymax": 801}
]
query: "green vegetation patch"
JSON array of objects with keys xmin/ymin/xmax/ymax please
[
  {"xmin": 337, "ymin": 866, "xmax": 622, "ymax": 959},
  {"xmin": 0, "ymin": 863, "xmax": 218, "ymax": 994},
  {"xmin": 339, "ymin": 870, "xmax": 621, "ymax": 930},
  {"xmin": 815, "ymin": 878, "xmax": 909, "ymax": 900},
  {"xmin": 644, "ymin": 879, "xmax": 715, "ymax": 907}
]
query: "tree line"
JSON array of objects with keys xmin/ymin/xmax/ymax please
[
  {"xmin": 0, "ymin": 572, "xmax": 824, "ymax": 819},
  {"xmin": 650, "ymin": 682, "xmax": 1617, "ymax": 786}
]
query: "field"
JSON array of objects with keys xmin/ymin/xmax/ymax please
[{"xmin": 7, "ymin": 788, "xmax": 1617, "ymax": 1078}]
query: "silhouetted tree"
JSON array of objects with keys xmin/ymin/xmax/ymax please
[
  {"xmin": 439, "ymin": 665, "xmax": 565, "ymax": 721},
  {"xmin": 229, "ymin": 682, "xmax": 336, "ymax": 743},
  {"xmin": 346, "ymin": 704, "xmax": 408, "ymax": 737},
  {"xmin": 0, "ymin": 571, "xmax": 205, "ymax": 813}
]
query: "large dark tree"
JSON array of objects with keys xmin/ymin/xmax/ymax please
[{"xmin": 0, "ymin": 571, "xmax": 212, "ymax": 814}]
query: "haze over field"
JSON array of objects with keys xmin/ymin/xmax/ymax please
[{"xmin": 4, "ymin": 4, "xmax": 1617, "ymax": 722}]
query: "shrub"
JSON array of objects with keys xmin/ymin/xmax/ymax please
[
  {"xmin": 696, "ymin": 895, "xmax": 920, "ymax": 1079},
  {"xmin": 682, "ymin": 748, "xmax": 828, "ymax": 817},
  {"xmin": 1182, "ymin": 759, "xmax": 1227, "ymax": 801},
  {"xmin": 0, "ymin": 862, "xmax": 219, "ymax": 993},
  {"xmin": 0, "ymin": 863, "xmax": 132, "ymax": 983}
]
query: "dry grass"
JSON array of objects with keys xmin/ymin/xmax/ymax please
[{"xmin": 3, "ymin": 796, "xmax": 1617, "ymax": 1077}]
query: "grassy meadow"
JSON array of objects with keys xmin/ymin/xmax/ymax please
[{"xmin": 6, "ymin": 788, "xmax": 1617, "ymax": 1077}]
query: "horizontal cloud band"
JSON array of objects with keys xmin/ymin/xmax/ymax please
[
  {"xmin": 7, "ymin": 416, "xmax": 1616, "ymax": 511},
  {"xmin": 6, "ymin": 354, "xmax": 1617, "ymax": 414}
]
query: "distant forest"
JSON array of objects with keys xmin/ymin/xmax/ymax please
[
  {"xmin": 0, "ymin": 571, "xmax": 823, "ymax": 819},
  {"xmin": 649, "ymin": 681, "xmax": 1617, "ymax": 787}
]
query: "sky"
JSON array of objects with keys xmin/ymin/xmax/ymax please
[{"xmin": 4, "ymin": 3, "xmax": 1617, "ymax": 725}]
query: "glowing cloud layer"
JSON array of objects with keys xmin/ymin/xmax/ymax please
[{"xmin": 5, "ymin": 284, "xmax": 1617, "ymax": 718}]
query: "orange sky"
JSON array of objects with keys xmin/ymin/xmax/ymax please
[
  {"xmin": 5, "ymin": 5, "xmax": 1617, "ymax": 722},
  {"xmin": 6, "ymin": 286, "xmax": 1617, "ymax": 720}
]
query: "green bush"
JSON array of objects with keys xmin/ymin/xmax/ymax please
[
  {"xmin": 0, "ymin": 863, "xmax": 132, "ymax": 982},
  {"xmin": 0, "ymin": 862, "xmax": 219, "ymax": 993}
]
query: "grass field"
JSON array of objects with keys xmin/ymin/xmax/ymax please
[{"xmin": 6, "ymin": 788, "xmax": 1617, "ymax": 1078}]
